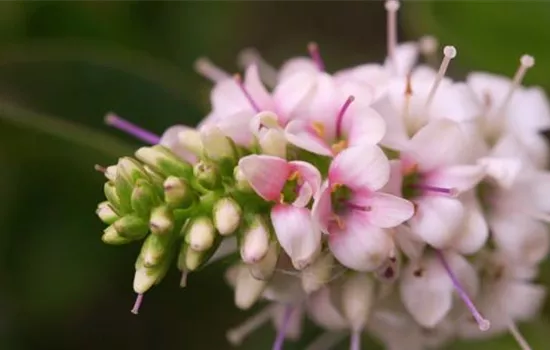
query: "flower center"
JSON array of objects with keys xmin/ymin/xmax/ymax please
[
  {"xmin": 279, "ymin": 171, "xmax": 302, "ymax": 204},
  {"xmin": 401, "ymin": 169, "xmax": 457, "ymax": 199}
]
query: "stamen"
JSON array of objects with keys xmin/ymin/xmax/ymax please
[
  {"xmin": 234, "ymin": 74, "xmax": 261, "ymax": 113},
  {"xmin": 94, "ymin": 164, "xmax": 106, "ymax": 173},
  {"xmin": 226, "ymin": 305, "xmax": 275, "ymax": 346},
  {"xmin": 413, "ymin": 184, "xmax": 458, "ymax": 197},
  {"xmin": 305, "ymin": 332, "xmax": 346, "ymax": 350},
  {"xmin": 385, "ymin": 0, "xmax": 400, "ymax": 75},
  {"xmin": 238, "ymin": 48, "xmax": 278, "ymax": 88},
  {"xmin": 350, "ymin": 330, "xmax": 361, "ymax": 350},
  {"xmin": 272, "ymin": 306, "xmax": 293, "ymax": 350},
  {"xmin": 495, "ymin": 54, "xmax": 535, "ymax": 116},
  {"xmin": 435, "ymin": 250, "xmax": 490, "ymax": 331},
  {"xmin": 180, "ymin": 269, "xmax": 188, "ymax": 288},
  {"xmin": 424, "ymin": 46, "xmax": 457, "ymax": 110},
  {"xmin": 335, "ymin": 95, "xmax": 355, "ymax": 139},
  {"xmin": 194, "ymin": 57, "xmax": 231, "ymax": 82},
  {"xmin": 130, "ymin": 293, "xmax": 144, "ymax": 315},
  {"xmin": 308, "ymin": 42, "xmax": 325, "ymax": 71},
  {"xmin": 311, "ymin": 121, "xmax": 326, "ymax": 138},
  {"xmin": 346, "ymin": 202, "xmax": 372, "ymax": 212},
  {"xmin": 507, "ymin": 317, "xmax": 532, "ymax": 350},
  {"xmin": 105, "ymin": 113, "xmax": 160, "ymax": 144},
  {"xmin": 331, "ymin": 140, "xmax": 348, "ymax": 155}
]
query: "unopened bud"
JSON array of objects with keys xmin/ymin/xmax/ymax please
[
  {"xmin": 113, "ymin": 215, "xmax": 149, "ymax": 240},
  {"xmin": 235, "ymin": 265, "xmax": 268, "ymax": 310},
  {"xmin": 213, "ymin": 198, "xmax": 242, "ymax": 235},
  {"xmin": 248, "ymin": 242, "xmax": 278, "ymax": 280},
  {"xmin": 201, "ymin": 125, "xmax": 236, "ymax": 162},
  {"xmin": 240, "ymin": 215, "xmax": 270, "ymax": 264},
  {"xmin": 301, "ymin": 253, "xmax": 334, "ymax": 294},
  {"xmin": 140, "ymin": 232, "xmax": 172, "ymax": 267},
  {"xmin": 185, "ymin": 247, "xmax": 204, "ymax": 271},
  {"xmin": 96, "ymin": 201, "xmax": 119, "ymax": 225},
  {"xmin": 259, "ymin": 129, "xmax": 287, "ymax": 158},
  {"xmin": 135, "ymin": 145, "xmax": 192, "ymax": 178},
  {"xmin": 131, "ymin": 179, "xmax": 161, "ymax": 218},
  {"xmin": 193, "ymin": 161, "xmax": 220, "ymax": 190},
  {"xmin": 102, "ymin": 225, "xmax": 132, "ymax": 245},
  {"xmin": 164, "ymin": 176, "xmax": 195, "ymax": 209},
  {"xmin": 185, "ymin": 217, "xmax": 216, "ymax": 252},
  {"xmin": 104, "ymin": 182, "xmax": 126, "ymax": 213},
  {"xmin": 133, "ymin": 256, "xmax": 172, "ymax": 294},
  {"xmin": 341, "ymin": 273, "xmax": 375, "ymax": 331},
  {"xmin": 143, "ymin": 165, "xmax": 166, "ymax": 191},
  {"xmin": 114, "ymin": 157, "xmax": 148, "ymax": 207},
  {"xmin": 105, "ymin": 165, "xmax": 118, "ymax": 182},
  {"xmin": 178, "ymin": 128, "xmax": 204, "ymax": 156},
  {"xmin": 149, "ymin": 206, "xmax": 174, "ymax": 235},
  {"xmin": 234, "ymin": 166, "xmax": 252, "ymax": 192}
]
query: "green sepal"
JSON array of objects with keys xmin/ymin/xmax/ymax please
[
  {"xmin": 140, "ymin": 230, "xmax": 175, "ymax": 267},
  {"xmin": 113, "ymin": 215, "xmax": 149, "ymax": 240}
]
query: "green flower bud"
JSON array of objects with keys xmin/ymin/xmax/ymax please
[
  {"xmin": 113, "ymin": 215, "xmax": 149, "ymax": 240},
  {"xmin": 213, "ymin": 197, "xmax": 242, "ymax": 236},
  {"xmin": 135, "ymin": 145, "xmax": 192, "ymax": 178},
  {"xmin": 96, "ymin": 201, "xmax": 119, "ymax": 225},
  {"xmin": 105, "ymin": 165, "xmax": 118, "ymax": 182},
  {"xmin": 133, "ymin": 257, "xmax": 171, "ymax": 294},
  {"xmin": 131, "ymin": 179, "xmax": 161, "ymax": 218},
  {"xmin": 104, "ymin": 182, "xmax": 129, "ymax": 213},
  {"xmin": 164, "ymin": 176, "xmax": 195, "ymax": 209},
  {"xmin": 114, "ymin": 157, "xmax": 149, "ymax": 209},
  {"xmin": 149, "ymin": 206, "xmax": 174, "ymax": 235},
  {"xmin": 193, "ymin": 161, "xmax": 220, "ymax": 190},
  {"xmin": 143, "ymin": 166, "xmax": 166, "ymax": 194},
  {"xmin": 200, "ymin": 125, "xmax": 236, "ymax": 162},
  {"xmin": 185, "ymin": 216, "xmax": 216, "ymax": 252},
  {"xmin": 140, "ymin": 232, "xmax": 173, "ymax": 267},
  {"xmin": 102, "ymin": 225, "xmax": 132, "ymax": 245}
]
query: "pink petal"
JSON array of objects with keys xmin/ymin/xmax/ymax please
[
  {"xmin": 273, "ymin": 71, "xmax": 316, "ymax": 121},
  {"xmin": 238, "ymin": 155, "xmax": 290, "ymax": 201},
  {"xmin": 271, "ymin": 204, "xmax": 322, "ymax": 270},
  {"xmin": 244, "ymin": 64, "xmax": 275, "ymax": 111},
  {"xmin": 328, "ymin": 211, "xmax": 394, "ymax": 271},
  {"xmin": 210, "ymin": 79, "xmax": 250, "ymax": 116},
  {"xmin": 408, "ymin": 196, "xmax": 465, "ymax": 248},
  {"xmin": 290, "ymin": 161, "xmax": 322, "ymax": 196},
  {"xmin": 159, "ymin": 125, "xmax": 197, "ymax": 164},
  {"xmin": 302, "ymin": 73, "xmax": 340, "ymax": 140},
  {"xmin": 216, "ymin": 111, "xmax": 255, "ymax": 146},
  {"xmin": 425, "ymin": 164, "xmax": 486, "ymax": 194},
  {"xmin": 278, "ymin": 57, "xmax": 319, "ymax": 81},
  {"xmin": 334, "ymin": 78, "xmax": 375, "ymax": 107},
  {"xmin": 451, "ymin": 195, "xmax": 489, "ymax": 255},
  {"xmin": 311, "ymin": 183, "xmax": 333, "ymax": 234},
  {"xmin": 350, "ymin": 192, "xmax": 414, "ymax": 228},
  {"xmin": 329, "ymin": 145, "xmax": 390, "ymax": 191},
  {"xmin": 334, "ymin": 64, "xmax": 390, "ymax": 102},
  {"xmin": 342, "ymin": 105, "xmax": 386, "ymax": 147},
  {"xmin": 406, "ymin": 119, "xmax": 469, "ymax": 172},
  {"xmin": 285, "ymin": 120, "xmax": 333, "ymax": 156}
]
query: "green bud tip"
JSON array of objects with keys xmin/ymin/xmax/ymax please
[{"xmin": 131, "ymin": 293, "xmax": 144, "ymax": 315}]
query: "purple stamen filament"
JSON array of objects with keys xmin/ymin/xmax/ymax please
[
  {"xmin": 435, "ymin": 250, "xmax": 490, "ymax": 331},
  {"xmin": 412, "ymin": 184, "xmax": 455, "ymax": 196},
  {"xmin": 272, "ymin": 305, "xmax": 293, "ymax": 350},
  {"xmin": 350, "ymin": 330, "xmax": 361, "ymax": 350},
  {"xmin": 308, "ymin": 42, "xmax": 325, "ymax": 71},
  {"xmin": 105, "ymin": 114, "xmax": 160, "ymax": 144},
  {"xmin": 335, "ymin": 95, "xmax": 355, "ymax": 139},
  {"xmin": 234, "ymin": 75, "xmax": 261, "ymax": 113},
  {"xmin": 346, "ymin": 202, "xmax": 372, "ymax": 212},
  {"xmin": 131, "ymin": 293, "xmax": 144, "ymax": 315}
]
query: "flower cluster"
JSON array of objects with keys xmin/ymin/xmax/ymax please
[{"xmin": 95, "ymin": 1, "xmax": 549, "ymax": 349}]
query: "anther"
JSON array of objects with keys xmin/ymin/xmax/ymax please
[
  {"xmin": 308, "ymin": 42, "xmax": 325, "ymax": 71},
  {"xmin": 424, "ymin": 46, "xmax": 457, "ymax": 110},
  {"xmin": 194, "ymin": 57, "xmax": 231, "ymax": 82},
  {"xmin": 94, "ymin": 164, "xmax": 106, "ymax": 173}
]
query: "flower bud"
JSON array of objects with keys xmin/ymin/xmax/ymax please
[
  {"xmin": 163, "ymin": 176, "xmax": 195, "ymax": 209},
  {"xmin": 118, "ymin": 157, "xmax": 149, "ymax": 184},
  {"xmin": 185, "ymin": 247, "xmax": 204, "ymax": 271},
  {"xmin": 135, "ymin": 145, "xmax": 192, "ymax": 178},
  {"xmin": 104, "ymin": 182, "xmax": 127, "ymax": 213},
  {"xmin": 140, "ymin": 232, "xmax": 172, "ymax": 267},
  {"xmin": 193, "ymin": 161, "xmax": 220, "ymax": 190},
  {"xmin": 213, "ymin": 197, "xmax": 242, "ymax": 235},
  {"xmin": 200, "ymin": 125, "xmax": 236, "ymax": 162},
  {"xmin": 133, "ymin": 256, "xmax": 172, "ymax": 294},
  {"xmin": 102, "ymin": 225, "xmax": 132, "ymax": 245},
  {"xmin": 185, "ymin": 217, "xmax": 216, "ymax": 252},
  {"xmin": 96, "ymin": 201, "xmax": 119, "ymax": 225},
  {"xmin": 105, "ymin": 165, "xmax": 118, "ymax": 182},
  {"xmin": 340, "ymin": 273, "xmax": 375, "ymax": 332},
  {"xmin": 235, "ymin": 265, "xmax": 268, "ymax": 310},
  {"xmin": 113, "ymin": 215, "xmax": 149, "ymax": 240},
  {"xmin": 234, "ymin": 166, "xmax": 252, "ymax": 192},
  {"xmin": 149, "ymin": 206, "xmax": 174, "ymax": 235},
  {"xmin": 131, "ymin": 179, "xmax": 161, "ymax": 218},
  {"xmin": 143, "ymin": 165, "xmax": 166, "ymax": 191},
  {"xmin": 301, "ymin": 253, "xmax": 334, "ymax": 294},
  {"xmin": 259, "ymin": 129, "xmax": 287, "ymax": 158},
  {"xmin": 178, "ymin": 128, "xmax": 204, "ymax": 156},
  {"xmin": 248, "ymin": 242, "xmax": 278, "ymax": 281},
  {"xmin": 240, "ymin": 215, "xmax": 270, "ymax": 264}
]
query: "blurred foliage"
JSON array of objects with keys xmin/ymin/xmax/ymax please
[{"xmin": 0, "ymin": 1, "xmax": 549, "ymax": 349}]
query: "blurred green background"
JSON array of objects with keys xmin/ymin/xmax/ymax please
[{"xmin": 1, "ymin": 1, "xmax": 550, "ymax": 349}]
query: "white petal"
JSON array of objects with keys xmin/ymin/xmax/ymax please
[
  {"xmin": 306, "ymin": 287, "xmax": 347, "ymax": 331},
  {"xmin": 234, "ymin": 265, "xmax": 267, "ymax": 310},
  {"xmin": 278, "ymin": 57, "xmax": 319, "ymax": 81},
  {"xmin": 451, "ymin": 195, "xmax": 489, "ymax": 255},
  {"xmin": 384, "ymin": 42, "xmax": 419, "ymax": 76},
  {"xmin": 408, "ymin": 196, "xmax": 465, "ymax": 248},
  {"xmin": 477, "ymin": 157, "xmax": 522, "ymax": 188},
  {"xmin": 271, "ymin": 205, "xmax": 321, "ymax": 270},
  {"xmin": 311, "ymin": 183, "xmax": 333, "ymax": 234},
  {"xmin": 273, "ymin": 71, "xmax": 317, "ymax": 120},
  {"xmin": 342, "ymin": 105, "xmax": 387, "ymax": 147},
  {"xmin": 329, "ymin": 145, "xmax": 390, "ymax": 191},
  {"xmin": 340, "ymin": 273, "xmax": 375, "ymax": 331}
]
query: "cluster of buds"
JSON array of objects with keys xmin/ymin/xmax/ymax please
[{"xmin": 95, "ymin": 1, "xmax": 549, "ymax": 349}]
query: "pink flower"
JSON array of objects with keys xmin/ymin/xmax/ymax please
[
  {"xmin": 238, "ymin": 155, "xmax": 322, "ymax": 269},
  {"xmin": 312, "ymin": 145, "xmax": 414, "ymax": 271}
]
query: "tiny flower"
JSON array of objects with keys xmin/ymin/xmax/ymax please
[{"xmin": 312, "ymin": 145, "xmax": 414, "ymax": 271}]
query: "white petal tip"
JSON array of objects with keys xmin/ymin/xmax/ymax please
[
  {"xmin": 385, "ymin": 0, "xmax": 400, "ymax": 11},
  {"xmin": 443, "ymin": 46, "xmax": 457, "ymax": 58},
  {"xmin": 521, "ymin": 54, "xmax": 535, "ymax": 68}
]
